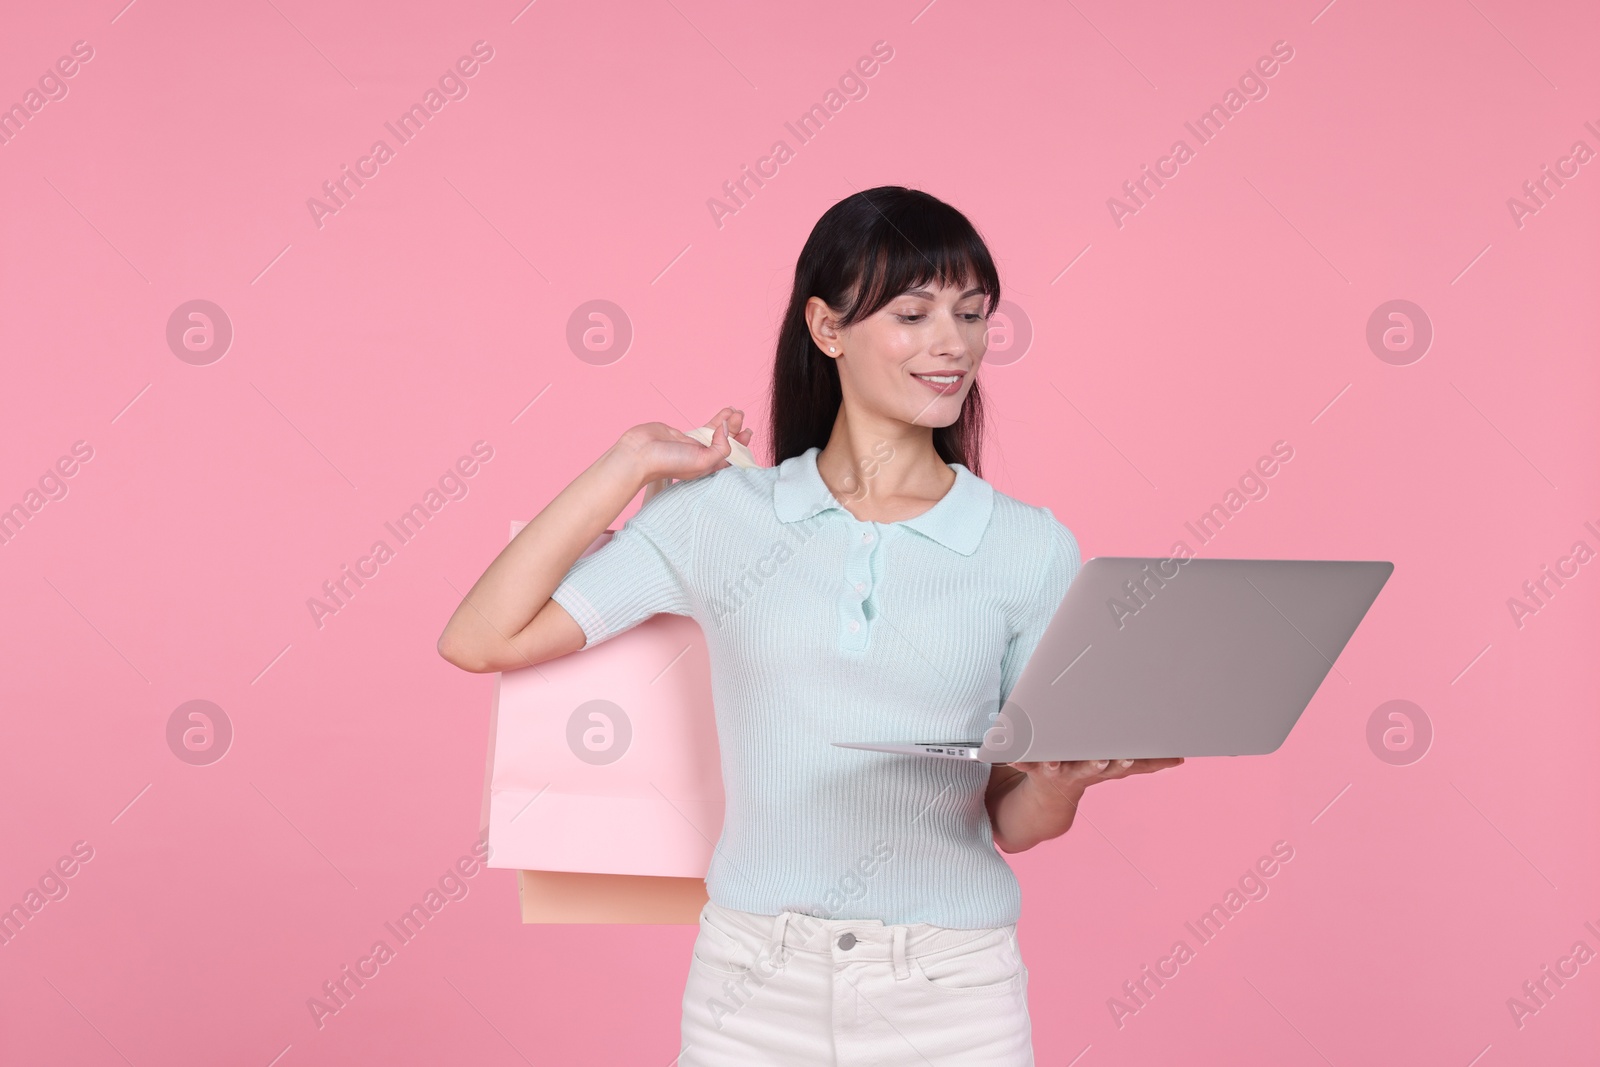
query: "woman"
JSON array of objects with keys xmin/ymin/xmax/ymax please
[{"xmin": 437, "ymin": 186, "xmax": 1182, "ymax": 1065}]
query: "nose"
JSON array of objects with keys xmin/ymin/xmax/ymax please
[{"xmin": 930, "ymin": 310, "xmax": 970, "ymax": 363}]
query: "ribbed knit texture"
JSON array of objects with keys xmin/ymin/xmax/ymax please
[{"xmin": 550, "ymin": 446, "xmax": 1080, "ymax": 928}]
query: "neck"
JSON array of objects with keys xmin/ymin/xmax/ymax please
[{"xmin": 815, "ymin": 408, "xmax": 955, "ymax": 519}]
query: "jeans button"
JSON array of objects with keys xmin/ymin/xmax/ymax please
[{"xmin": 837, "ymin": 932, "xmax": 857, "ymax": 950}]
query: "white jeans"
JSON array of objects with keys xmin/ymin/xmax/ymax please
[{"xmin": 678, "ymin": 900, "xmax": 1033, "ymax": 1066}]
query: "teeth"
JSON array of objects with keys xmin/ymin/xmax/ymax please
[{"xmin": 915, "ymin": 374, "xmax": 960, "ymax": 383}]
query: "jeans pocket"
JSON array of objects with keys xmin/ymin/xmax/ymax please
[
  {"xmin": 690, "ymin": 908, "xmax": 757, "ymax": 978},
  {"xmin": 909, "ymin": 927, "xmax": 1026, "ymax": 996}
]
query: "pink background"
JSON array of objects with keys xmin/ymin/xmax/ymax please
[{"xmin": 2, "ymin": 1, "xmax": 1597, "ymax": 1064}]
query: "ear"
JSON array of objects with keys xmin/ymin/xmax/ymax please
[{"xmin": 804, "ymin": 295, "xmax": 844, "ymax": 357}]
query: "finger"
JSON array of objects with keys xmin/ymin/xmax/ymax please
[
  {"xmin": 707, "ymin": 419, "xmax": 733, "ymax": 469},
  {"xmin": 703, "ymin": 407, "xmax": 735, "ymax": 430},
  {"xmin": 725, "ymin": 413, "xmax": 753, "ymax": 455},
  {"xmin": 1114, "ymin": 757, "xmax": 1179, "ymax": 771},
  {"xmin": 1099, "ymin": 757, "xmax": 1183, "ymax": 780},
  {"xmin": 1132, "ymin": 757, "xmax": 1186, "ymax": 773}
]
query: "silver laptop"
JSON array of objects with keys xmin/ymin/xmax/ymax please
[{"xmin": 832, "ymin": 557, "xmax": 1393, "ymax": 763}]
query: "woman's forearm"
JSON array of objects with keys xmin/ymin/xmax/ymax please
[{"xmin": 436, "ymin": 437, "xmax": 648, "ymax": 672}]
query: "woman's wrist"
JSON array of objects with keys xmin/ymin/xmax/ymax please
[{"xmin": 597, "ymin": 433, "xmax": 653, "ymax": 494}]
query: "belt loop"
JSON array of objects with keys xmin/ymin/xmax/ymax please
[
  {"xmin": 892, "ymin": 925, "xmax": 909, "ymax": 980},
  {"xmin": 771, "ymin": 911, "xmax": 792, "ymax": 953}
]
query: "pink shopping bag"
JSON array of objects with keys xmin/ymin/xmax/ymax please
[{"xmin": 480, "ymin": 522, "xmax": 725, "ymax": 923}]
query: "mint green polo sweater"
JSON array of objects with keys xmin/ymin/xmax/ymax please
[{"xmin": 550, "ymin": 445, "xmax": 1081, "ymax": 928}]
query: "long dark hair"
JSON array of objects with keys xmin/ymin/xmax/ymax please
[{"xmin": 766, "ymin": 186, "xmax": 1001, "ymax": 477}]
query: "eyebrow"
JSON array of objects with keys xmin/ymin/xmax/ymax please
[{"xmin": 901, "ymin": 286, "xmax": 987, "ymax": 300}]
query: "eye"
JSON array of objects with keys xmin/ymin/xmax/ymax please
[
  {"xmin": 961, "ymin": 312, "xmax": 984, "ymax": 322},
  {"xmin": 896, "ymin": 313, "xmax": 924, "ymax": 323}
]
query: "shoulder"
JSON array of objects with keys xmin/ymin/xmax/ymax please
[
  {"xmin": 985, "ymin": 487, "xmax": 1081, "ymax": 569},
  {"xmin": 632, "ymin": 461, "xmax": 774, "ymax": 526},
  {"xmin": 983, "ymin": 488, "xmax": 1083, "ymax": 622}
]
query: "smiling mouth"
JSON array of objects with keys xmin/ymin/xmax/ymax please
[{"xmin": 912, "ymin": 371, "xmax": 966, "ymax": 395}]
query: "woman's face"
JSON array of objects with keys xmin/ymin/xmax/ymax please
[{"xmin": 808, "ymin": 279, "xmax": 990, "ymax": 429}]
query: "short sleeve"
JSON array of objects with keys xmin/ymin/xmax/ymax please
[
  {"xmin": 549, "ymin": 472, "xmax": 714, "ymax": 651},
  {"xmin": 998, "ymin": 508, "xmax": 1082, "ymax": 708}
]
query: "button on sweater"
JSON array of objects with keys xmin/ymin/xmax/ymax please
[{"xmin": 550, "ymin": 445, "xmax": 1081, "ymax": 928}]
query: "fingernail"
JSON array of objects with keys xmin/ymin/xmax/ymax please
[
  {"xmin": 1095, "ymin": 759, "xmax": 1109, "ymax": 769},
  {"xmin": 1120, "ymin": 759, "xmax": 1133, "ymax": 767}
]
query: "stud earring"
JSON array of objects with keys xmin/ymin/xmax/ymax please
[{"xmin": 829, "ymin": 346, "xmax": 837, "ymax": 352}]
